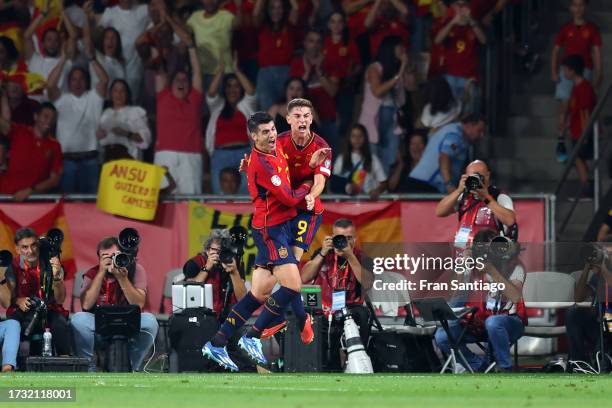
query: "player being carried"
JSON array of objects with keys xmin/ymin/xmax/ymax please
[
  {"xmin": 202, "ymin": 111, "xmax": 328, "ymax": 371},
  {"xmin": 240, "ymin": 98, "xmax": 332, "ymax": 340}
]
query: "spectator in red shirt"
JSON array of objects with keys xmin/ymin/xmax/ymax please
[
  {"xmin": 561, "ymin": 54, "xmax": 597, "ymax": 196},
  {"xmin": 5, "ymin": 80, "xmax": 39, "ymax": 126},
  {"xmin": 551, "ymin": 0, "xmax": 601, "ymax": 161},
  {"xmin": 364, "ymin": 0, "xmax": 409, "ymax": 58},
  {"xmin": 435, "ymin": 0, "xmax": 486, "ymax": 113},
  {"xmin": 428, "ymin": 1, "xmax": 450, "ymax": 78},
  {"xmin": 225, "ymin": 0, "xmax": 259, "ymax": 83},
  {"xmin": 289, "ymin": 28, "xmax": 339, "ymax": 150},
  {"xmin": 154, "ymin": 37, "xmax": 204, "ymax": 194},
  {"xmin": 253, "ymin": 0, "xmax": 299, "ymax": 110},
  {"xmin": 324, "ymin": 9, "xmax": 361, "ymax": 142},
  {"xmin": 205, "ymin": 57, "xmax": 256, "ymax": 194},
  {"xmin": 342, "ymin": 0, "xmax": 375, "ymax": 62},
  {"xmin": 0, "ymin": 98, "xmax": 62, "ymax": 201}
]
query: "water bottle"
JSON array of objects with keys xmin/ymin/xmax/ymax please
[{"xmin": 42, "ymin": 328, "xmax": 52, "ymax": 357}]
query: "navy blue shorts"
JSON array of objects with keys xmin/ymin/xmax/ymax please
[
  {"xmin": 253, "ymin": 221, "xmax": 298, "ymax": 269},
  {"xmin": 289, "ymin": 210, "xmax": 323, "ymax": 251}
]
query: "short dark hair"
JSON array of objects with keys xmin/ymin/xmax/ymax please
[
  {"xmin": 68, "ymin": 66, "xmax": 91, "ymax": 90},
  {"xmin": 247, "ymin": 111, "xmax": 274, "ymax": 134},
  {"xmin": 562, "ymin": 54, "xmax": 585, "ymax": 77},
  {"xmin": 34, "ymin": 102, "xmax": 57, "ymax": 115},
  {"xmin": 14, "ymin": 227, "xmax": 37, "ymax": 244},
  {"xmin": 462, "ymin": 112, "xmax": 487, "ymax": 125},
  {"xmin": 333, "ymin": 218, "xmax": 355, "ymax": 229},
  {"xmin": 96, "ymin": 236, "xmax": 119, "ymax": 257},
  {"xmin": 42, "ymin": 27, "xmax": 59, "ymax": 42},
  {"xmin": 287, "ymin": 98, "xmax": 313, "ymax": 113}
]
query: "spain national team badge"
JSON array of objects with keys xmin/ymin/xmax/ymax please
[{"xmin": 279, "ymin": 246, "xmax": 288, "ymax": 259}]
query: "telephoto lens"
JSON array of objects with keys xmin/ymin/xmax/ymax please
[
  {"xmin": 332, "ymin": 235, "xmax": 348, "ymax": 250},
  {"xmin": 112, "ymin": 252, "xmax": 132, "ymax": 269}
]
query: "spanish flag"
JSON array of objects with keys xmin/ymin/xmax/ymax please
[
  {"xmin": 0, "ymin": 60, "xmax": 46, "ymax": 94},
  {"xmin": 0, "ymin": 21, "xmax": 22, "ymax": 54},
  {"xmin": 312, "ymin": 201, "xmax": 404, "ymax": 249},
  {"xmin": 0, "ymin": 200, "xmax": 76, "ymax": 279}
]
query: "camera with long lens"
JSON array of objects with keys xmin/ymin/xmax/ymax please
[
  {"xmin": 112, "ymin": 228, "xmax": 140, "ymax": 269},
  {"xmin": 219, "ymin": 226, "xmax": 248, "ymax": 265},
  {"xmin": 580, "ymin": 243, "xmax": 611, "ymax": 268},
  {"xmin": 23, "ymin": 296, "xmax": 47, "ymax": 337},
  {"xmin": 0, "ymin": 250, "xmax": 12, "ymax": 267},
  {"xmin": 332, "ymin": 235, "xmax": 348, "ymax": 250},
  {"xmin": 465, "ymin": 173, "xmax": 485, "ymax": 193}
]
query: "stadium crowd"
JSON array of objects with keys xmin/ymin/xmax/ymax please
[{"xmin": 0, "ymin": 0, "xmax": 554, "ymax": 200}]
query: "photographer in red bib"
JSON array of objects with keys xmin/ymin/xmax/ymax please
[{"xmin": 435, "ymin": 160, "xmax": 517, "ymax": 253}]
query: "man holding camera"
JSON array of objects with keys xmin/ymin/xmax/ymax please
[
  {"xmin": 71, "ymin": 237, "xmax": 159, "ymax": 371},
  {"xmin": 436, "ymin": 160, "xmax": 516, "ymax": 251},
  {"xmin": 183, "ymin": 230, "xmax": 247, "ymax": 318},
  {"xmin": 4, "ymin": 228, "xmax": 71, "ymax": 356},
  {"xmin": 565, "ymin": 236, "xmax": 612, "ymax": 366},
  {"xmin": 435, "ymin": 229, "xmax": 526, "ymax": 372},
  {"xmin": 301, "ymin": 218, "xmax": 374, "ymax": 370}
]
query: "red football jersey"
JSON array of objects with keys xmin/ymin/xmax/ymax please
[
  {"xmin": 569, "ymin": 79, "xmax": 597, "ymax": 141},
  {"xmin": 277, "ymin": 131, "xmax": 332, "ymax": 214},
  {"xmin": 247, "ymin": 145, "xmax": 310, "ymax": 228},
  {"xmin": 555, "ymin": 22, "xmax": 602, "ymax": 70},
  {"xmin": 444, "ymin": 24, "xmax": 480, "ymax": 78}
]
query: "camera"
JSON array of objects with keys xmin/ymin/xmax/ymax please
[
  {"xmin": 24, "ymin": 296, "xmax": 47, "ymax": 337},
  {"xmin": 219, "ymin": 226, "xmax": 248, "ymax": 265},
  {"xmin": 39, "ymin": 228, "xmax": 64, "ymax": 259},
  {"xmin": 0, "ymin": 249, "xmax": 12, "ymax": 267},
  {"xmin": 465, "ymin": 173, "xmax": 484, "ymax": 193},
  {"xmin": 332, "ymin": 235, "xmax": 348, "ymax": 250},
  {"xmin": 580, "ymin": 243, "xmax": 611, "ymax": 268},
  {"xmin": 111, "ymin": 228, "xmax": 140, "ymax": 269},
  {"xmin": 472, "ymin": 235, "xmax": 518, "ymax": 262}
]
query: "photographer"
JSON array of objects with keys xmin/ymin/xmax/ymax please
[
  {"xmin": 5, "ymin": 228, "xmax": 71, "ymax": 356},
  {"xmin": 182, "ymin": 230, "xmax": 247, "ymax": 319},
  {"xmin": 71, "ymin": 237, "xmax": 159, "ymax": 371},
  {"xmin": 434, "ymin": 229, "xmax": 526, "ymax": 372},
  {"xmin": 436, "ymin": 160, "xmax": 516, "ymax": 250},
  {"xmin": 565, "ymin": 236, "xmax": 612, "ymax": 366},
  {"xmin": 0, "ymin": 251, "xmax": 20, "ymax": 371},
  {"xmin": 301, "ymin": 219, "xmax": 374, "ymax": 370}
]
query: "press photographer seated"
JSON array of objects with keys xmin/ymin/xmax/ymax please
[
  {"xmin": 0, "ymin": 250, "xmax": 20, "ymax": 371},
  {"xmin": 182, "ymin": 229, "xmax": 247, "ymax": 318},
  {"xmin": 434, "ymin": 229, "xmax": 526, "ymax": 372},
  {"xmin": 300, "ymin": 219, "xmax": 374, "ymax": 370},
  {"xmin": 71, "ymin": 236, "xmax": 158, "ymax": 371},
  {"xmin": 5, "ymin": 228, "xmax": 71, "ymax": 356},
  {"xmin": 565, "ymin": 236, "xmax": 612, "ymax": 367}
]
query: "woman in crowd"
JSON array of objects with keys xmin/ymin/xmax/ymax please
[
  {"xmin": 332, "ymin": 124, "xmax": 387, "ymax": 198},
  {"xmin": 324, "ymin": 9, "xmax": 361, "ymax": 141},
  {"xmin": 97, "ymin": 79, "xmax": 151, "ymax": 162},
  {"xmin": 358, "ymin": 35, "xmax": 413, "ymax": 175},
  {"xmin": 254, "ymin": 0, "xmax": 299, "ymax": 110},
  {"xmin": 420, "ymin": 76, "xmax": 461, "ymax": 130},
  {"xmin": 205, "ymin": 59, "xmax": 256, "ymax": 194},
  {"xmin": 83, "ymin": 16, "xmax": 126, "ymax": 90},
  {"xmin": 388, "ymin": 129, "xmax": 427, "ymax": 192}
]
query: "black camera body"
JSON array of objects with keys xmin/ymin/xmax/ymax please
[
  {"xmin": 219, "ymin": 226, "xmax": 248, "ymax": 265},
  {"xmin": 465, "ymin": 173, "xmax": 485, "ymax": 193},
  {"xmin": 0, "ymin": 250, "xmax": 12, "ymax": 267},
  {"xmin": 581, "ymin": 243, "xmax": 612, "ymax": 268},
  {"xmin": 24, "ymin": 296, "xmax": 47, "ymax": 337},
  {"xmin": 39, "ymin": 228, "xmax": 64, "ymax": 259},
  {"xmin": 332, "ymin": 235, "xmax": 348, "ymax": 250}
]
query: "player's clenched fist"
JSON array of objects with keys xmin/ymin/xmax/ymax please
[{"xmin": 305, "ymin": 194, "xmax": 315, "ymax": 211}]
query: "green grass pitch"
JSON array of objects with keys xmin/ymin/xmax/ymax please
[{"xmin": 1, "ymin": 373, "xmax": 612, "ymax": 408}]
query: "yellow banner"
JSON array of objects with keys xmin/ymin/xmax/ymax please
[
  {"xmin": 188, "ymin": 201, "xmax": 257, "ymax": 277},
  {"xmin": 96, "ymin": 160, "xmax": 166, "ymax": 221}
]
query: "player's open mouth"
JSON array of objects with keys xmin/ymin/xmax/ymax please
[{"xmin": 298, "ymin": 125, "xmax": 307, "ymax": 131}]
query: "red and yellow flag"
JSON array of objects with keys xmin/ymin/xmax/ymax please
[
  {"xmin": 312, "ymin": 201, "xmax": 404, "ymax": 249},
  {"xmin": 0, "ymin": 21, "xmax": 22, "ymax": 54},
  {"xmin": 32, "ymin": 0, "xmax": 63, "ymax": 57},
  {"xmin": 0, "ymin": 60, "xmax": 46, "ymax": 94},
  {"xmin": 0, "ymin": 200, "xmax": 76, "ymax": 279}
]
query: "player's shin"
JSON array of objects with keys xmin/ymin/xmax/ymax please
[
  {"xmin": 247, "ymin": 286, "xmax": 301, "ymax": 338},
  {"xmin": 211, "ymin": 291, "xmax": 262, "ymax": 347}
]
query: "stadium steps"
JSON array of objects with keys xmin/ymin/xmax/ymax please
[{"xmin": 493, "ymin": 0, "xmax": 612, "ymax": 241}]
